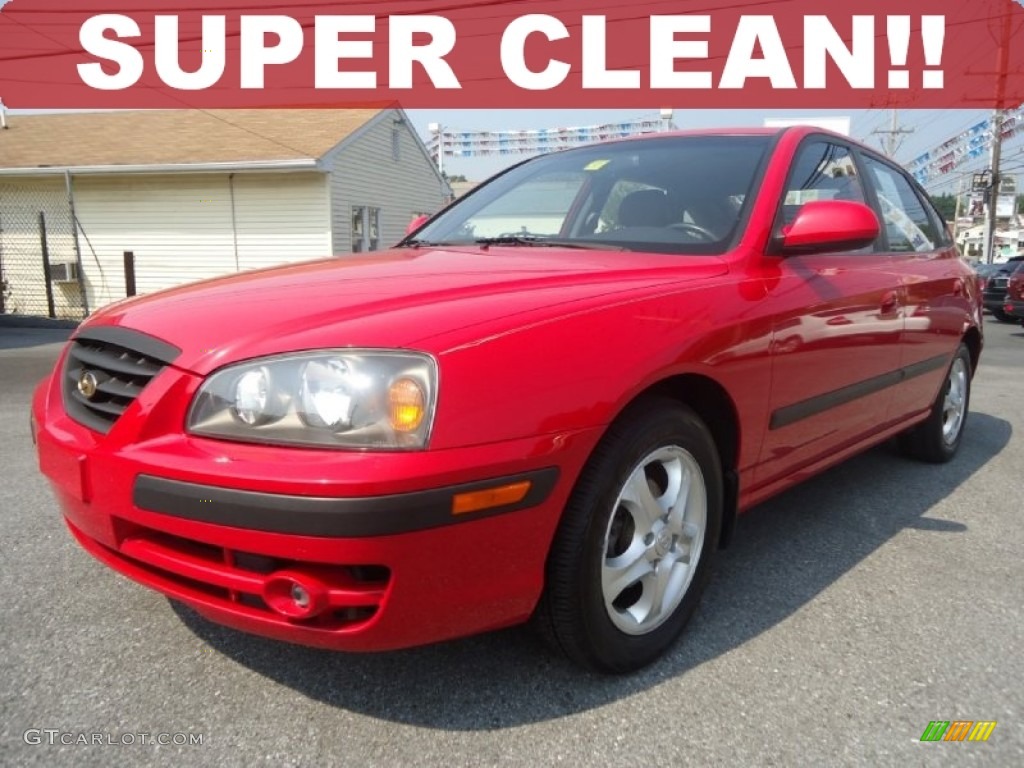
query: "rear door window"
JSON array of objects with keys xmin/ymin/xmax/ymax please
[{"xmin": 862, "ymin": 156, "xmax": 940, "ymax": 252}]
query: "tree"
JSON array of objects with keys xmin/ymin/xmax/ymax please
[{"xmin": 931, "ymin": 193, "xmax": 957, "ymax": 221}]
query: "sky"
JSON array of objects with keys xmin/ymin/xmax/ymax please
[
  {"xmin": 6, "ymin": 104, "xmax": 1018, "ymax": 198},
  {"xmin": 3, "ymin": 0, "xmax": 1022, "ymax": 198},
  {"xmin": 403, "ymin": 108, "xmax": 1023, "ymax": 197}
]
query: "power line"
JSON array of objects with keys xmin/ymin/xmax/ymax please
[{"xmin": 871, "ymin": 110, "xmax": 914, "ymax": 157}]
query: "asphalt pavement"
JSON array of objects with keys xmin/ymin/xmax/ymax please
[{"xmin": 1, "ymin": 319, "xmax": 1022, "ymax": 767}]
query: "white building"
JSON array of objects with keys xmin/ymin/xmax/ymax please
[
  {"xmin": 0, "ymin": 109, "xmax": 448, "ymax": 318},
  {"xmin": 956, "ymin": 224, "xmax": 1024, "ymax": 262}
]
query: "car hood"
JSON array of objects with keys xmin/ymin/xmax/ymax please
[{"xmin": 84, "ymin": 246, "xmax": 728, "ymax": 374}]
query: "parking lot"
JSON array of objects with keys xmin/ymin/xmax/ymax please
[{"xmin": 2, "ymin": 319, "xmax": 1021, "ymax": 767}]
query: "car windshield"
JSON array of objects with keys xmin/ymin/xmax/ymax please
[{"xmin": 407, "ymin": 135, "xmax": 773, "ymax": 255}]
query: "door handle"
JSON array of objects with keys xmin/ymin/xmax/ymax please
[{"xmin": 880, "ymin": 291, "xmax": 900, "ymax": 314}]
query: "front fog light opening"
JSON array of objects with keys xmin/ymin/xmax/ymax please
[
  {"xmin": 290, "ymin": 583, "xmax": 310, "ymax": 608},
  {"xmin": 263, "ymin": 571, "xmax": 329, "ymax": 619}
]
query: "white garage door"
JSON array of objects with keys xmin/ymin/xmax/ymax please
[{"xmin": 72, "ymin": 172, "xmax": 331, "ymax": 311}]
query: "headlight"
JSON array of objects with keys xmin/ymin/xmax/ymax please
[
  {"xmin": 233, "ymin": 368, "xmax": 273, "ymax": 426},
  {"xmin": 187, "ymin": 350, "xmax": 437, "ymax": 450}
]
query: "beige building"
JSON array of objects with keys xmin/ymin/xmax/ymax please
[{"xmin": 0, "ymin": 109, "xmax": 448, "ymax": 318}]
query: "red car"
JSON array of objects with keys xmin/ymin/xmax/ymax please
[{"xmin": 33, "ymin": 127, "xmax": 983, "ymax": 672}]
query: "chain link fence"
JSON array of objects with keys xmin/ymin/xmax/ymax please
[{"xmin": 0, "ymin": 181, "xmax": 87, "ymax": 320}]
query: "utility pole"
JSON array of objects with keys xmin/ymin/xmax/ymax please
[
  {"xmin": 872, "ymin": 109, "xmax": 914, "ymax": 157},
  {"xmin": 952, "ymin": 175, "xmax": 964, "ymax": 247},
  {"xmin": 983, "ymin": 110, "xmax": 1004, "ymax": 264},
  {"xmin": 982, "ymin": 4, "xmax": 1012, "ymax": 264}
]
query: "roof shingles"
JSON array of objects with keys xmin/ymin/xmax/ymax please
[{"xmin": 0, "ymin": 109, "xmax": 383, "ymax": 170}]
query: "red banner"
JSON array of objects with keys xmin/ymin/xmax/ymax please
[{"xmin": 1, "ymin": 0, "xmax": 1022, "ymax": 109}]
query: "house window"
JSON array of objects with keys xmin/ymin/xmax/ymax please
[
  {"xmin": 392, "ymin": 126, "xmax": 401, "ymax": 163},
  {"xmin": 351, "ymin": 206, "xmax": 365, "ymax": 252},
  {"xmin": 369, "ymin": 207, "xmax": 380, "ymax": 251},
  {"xmin": 351, "ymin": 206, "xmax": 382, "ymax": 252}
]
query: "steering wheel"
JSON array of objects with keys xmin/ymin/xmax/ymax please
[{"xmin": 668, "ymin": 222, "xmax": 718, "ymax": 241}]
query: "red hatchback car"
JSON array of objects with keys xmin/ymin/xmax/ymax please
[{"xmin": 33, "ymin": 127, "xmax": 983, "ymax": 672}]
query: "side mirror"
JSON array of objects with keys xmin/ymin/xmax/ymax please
[
  {"xmin": 781, "ymin": 200, "xmax": 880, "ymax": 255},
  {"xmin": 406, "ymin": 214, "xmax": 431, "ymax": 236}
]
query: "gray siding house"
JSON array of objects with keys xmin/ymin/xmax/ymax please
[{"xmin": 0, "ymin": 108, "xmax": 449, "ymax": 318}]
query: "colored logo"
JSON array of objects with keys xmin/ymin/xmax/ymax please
[
  {"xmin": 77, "ymin": 371, "xmax": 99, "ymax": 400},
  {"xmin": 920, "ymin": 721, "xmax": 997, "ymax": 742}
]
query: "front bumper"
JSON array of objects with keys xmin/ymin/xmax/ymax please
[{"xmin": 33, "ymin": 358, "xmax": 598, "ymax": 651}]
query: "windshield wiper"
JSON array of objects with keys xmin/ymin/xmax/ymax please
[
  {"xmin": 401, "ymin": 235, "xmax": 627, "ymax": 251},
  {"xmin": 473, "ymin": 235, "xmax": 626, "ymax": 251}
]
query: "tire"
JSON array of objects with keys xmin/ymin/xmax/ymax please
[
  {"xmin": 535, "ymin": 399, "xmax": 722, "ymax": 673},
  {"xmin": 899, "ymin": 343, "xmax": 972, "ymax": 463},
  {"xmin": 992, "ymin": 309, "xmax": 1011, "ymax": 322}
]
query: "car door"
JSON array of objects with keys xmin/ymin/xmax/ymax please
[
  {"xmin": 858, "ymin": 153, "xmax": 969, "ymax": 422},
  {"xmin": 754, "ymin": 138, "xmax": 905, "ymax": 487}
]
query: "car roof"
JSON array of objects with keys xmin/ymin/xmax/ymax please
[
  {"xmin": 994, "ymin": 257, "xmax": 1024, "ymax": 271},
  {"xmin": 613, "ymin": 125, "xmax": 879, "ymax": 154}
]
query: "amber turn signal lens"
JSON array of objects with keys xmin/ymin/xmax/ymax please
[
  {"xmin": 452, "ymin": 481, "xmax": 531, "ymax": 516},
  {"xmin": 388, "ymin": 377, "xmax": 426, "ymax": 432}
]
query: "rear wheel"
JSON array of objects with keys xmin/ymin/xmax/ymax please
[
  {"xmin": 992, "ymin": 309, "xmax": 1011, "ymax": 322},
  {"xmin": 535, "ymin": 399, "xmax": 722, "ymax": 673},
  {"xmin": 899, "ymin": 344, "xmax": 972, "ymax": 463}
]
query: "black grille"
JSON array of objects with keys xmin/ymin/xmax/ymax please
[{"xmin": 62, "ymin": 327, "xmax": 180, "ymax": 434}]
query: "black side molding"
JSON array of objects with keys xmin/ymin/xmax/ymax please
[
  {"xmin": 133, "ymin": 468, "xmax": 560, "ymax": 538},
  {"xmin": 770, "ymin": 353, "xmax": 949, "ymax": 430}
]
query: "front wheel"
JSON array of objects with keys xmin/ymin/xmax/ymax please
[
  {"xmin": 535, "ymin": 399, "xmax": 722, "ymax": 673},
  {"xmin": 899, "ymin": 344, "xmax": 972, "ymax": 463}
]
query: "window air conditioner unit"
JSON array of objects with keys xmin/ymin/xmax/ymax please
[{"xmin": 49, "ymin": 262, "xmax": 79, "ymax": 283}]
